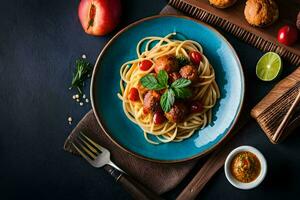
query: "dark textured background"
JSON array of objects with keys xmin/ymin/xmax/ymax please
[{"xmin": 1, "ymin": 0, "xmax": 300, "ymax": 199}]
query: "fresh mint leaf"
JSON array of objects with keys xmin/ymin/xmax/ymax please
[
  {"xmin": 171, "ymin": 78, "xmax": 191, "ymax": 88},
  {"xmin": 140, "ymin": 74, "xmax": 165, "ymax": 90},
  {"xmin": 173, "ymin": 87, "xmax": 192, "ymax": 99},
  {"xmin": 160, "ymin": 89, "xmax": 175, "ymax": 112},
  {"xmin": 157, "ymin": 70, "xmax": 168, "ymax": 87}
]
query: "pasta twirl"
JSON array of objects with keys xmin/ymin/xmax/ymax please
[{"xmin": 117, "ymin": 33, "xmax": 220, "ymax": 144}]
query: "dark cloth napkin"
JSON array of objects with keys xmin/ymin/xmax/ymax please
[{"xmin": 64, "ymin": 110, "xmax": 197, "ymax": 194}]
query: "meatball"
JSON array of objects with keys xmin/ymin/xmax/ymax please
[
  {"xmin": 169, "ymin": 72, "xmax": 181, "ymax": 83},
  {"xmin": 154, "ymin": 55, "xmax": 178, "ymax": 73},
  {"xmin": 244, "ymin": 0, "xmax": 279, "ymax": 27},
  {"xmin": 165, "ymin": 102, "xmax": 188, "ymax": 123},
  {"xmin": 209, "ymin": 0, "xmax": 237, "ymax": 8},
  {"xmin": 179, "ymin": 65, "xmax": 199, "ymax": 83},
  {"xmin": 143, "ymin": 90, "xmax": 161, "ymax": 114}
]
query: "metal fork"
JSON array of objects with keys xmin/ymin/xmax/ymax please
[{"xmin": 71, "ymin": 131, "xmax": 163, "ymax": 200}]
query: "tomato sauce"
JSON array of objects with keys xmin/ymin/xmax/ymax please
[{"xmin": 230, "ymin": 151, "xmax": 261, "ymax": 183}]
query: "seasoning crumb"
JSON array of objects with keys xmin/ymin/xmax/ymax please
[
  {"xmin": 76, "ymin": 99, "xmax": 80, "ymax": 102},
  {"xmin": 85, "ymin": 98, "xmax": 89, "ymax": 103},
  {"xmin": 68, "ymin": 117, "xmax": 72, "ymax": 125},
  {"xmin": 75, "ymin": 94, "xmax": 80, "ymax": 99},
  {"xmin": 83, "ymin": 94, "xmax": 86, "ymax": 99},
  {"xmin": 72, "ymin": 95, "xmax": 76, "ymax": 100},
  {"xmin": 82, "ymin": 54, "xmax": 87, "ymax": 59},
  {"xmin": 79, "ymin": 102, "xmax": 84, "ymax": 106}
]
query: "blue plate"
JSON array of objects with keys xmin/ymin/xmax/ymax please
[{"xmin": 91, "ymin": 15, "xmax": 244, "ymax": 163}]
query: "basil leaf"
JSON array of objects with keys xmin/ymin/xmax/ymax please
[
  {"xmin": 173, "ymin": 87, "xmax": 192, "ymax": 99},
  {"xmin": 140, "ymin": 74, "xmax": 164, "ymax": 90},
  {"xmin": 168, "ymin": 89, "xmax": 175, "ymax": 107},
  {"xmin": 160, "ymin": 89, "xmax": 175, "ymax": 112},
  {"xmin": 157, "ymin": 70, "xmax": 168, "ymax": 87},
  {"xmin": 171, "ymin": 78, "xmax": 191, "ymax": 88},
  {"xmin": 160, "ymin": 91, "xmax": 169, "ymax": 112}
]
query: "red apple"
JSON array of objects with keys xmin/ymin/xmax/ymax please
[
  {"xmin": 78, "ymin": 0, "xmax": 121, "ymax": 36},
  {"xmin": 277, "ymin": 25, "xmax": 298, "ymax": 46}
]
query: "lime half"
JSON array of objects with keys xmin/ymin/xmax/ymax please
[{"xmin": 256, "ymin": 52, "xmax": 282, "ymax": 81}]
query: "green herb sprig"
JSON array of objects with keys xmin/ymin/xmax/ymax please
[
  {"xmin": 140, "ymin": 70, "xmax": 192, "ymax": 112},
  {"xmin": 71, "ymin": 58, "xmax": 93, "ymax": 95},
  {"xmin": 176, "ymin": 55, "xmax": 190, "ymax": 67}
]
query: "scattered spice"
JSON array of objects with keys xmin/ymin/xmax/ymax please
[
  {"xmin": 67, "ymin": 56, "xmax": 93, "ymax": 127},
  {"xmin": 68, "ymin": 117, "xmax": 73, "ymax": 125}
]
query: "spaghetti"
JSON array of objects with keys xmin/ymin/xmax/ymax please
[{"xmin": 117, "ymin": 33, "xmax": 220, "ymax": 144}]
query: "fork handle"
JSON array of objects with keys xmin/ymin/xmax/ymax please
[{"xmin": 104, "ymin": 165, "xmax": 164, "ymax": 200}]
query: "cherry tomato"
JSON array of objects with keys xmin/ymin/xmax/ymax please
[
  {"xmin": 139, "ymin": 60, "xmax": 153, "ymax": 71},
  {"xmin": 189, "ymin": 51, "xmax": 202, "ymax": 65},
  {"xmin": 190, "ymin": 101, "xmax": 203, "ymax": 113},
  {"xmin": 277, "ymin": 25, "xmax": 298, "ymax": 46},
  {"xmin": 128, "ymin": 87, "xmax": 139, "ymax": 101},
  {"xmin": 153, "ymin": 111, "xmax": 166, "ymax": 125}
]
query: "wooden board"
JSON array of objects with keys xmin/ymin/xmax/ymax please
[{"xmin": 169, "ymin": 0, "xmax": 300, "ymax": 65}]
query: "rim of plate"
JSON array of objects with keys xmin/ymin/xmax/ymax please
[{"xmin": 90, "ymin": 15, "xmax": 245, "ymax": 163}]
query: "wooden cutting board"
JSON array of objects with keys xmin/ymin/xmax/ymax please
[{"xmin": 168, "ymin": 0, "xmax": 300, "ymax": 65}]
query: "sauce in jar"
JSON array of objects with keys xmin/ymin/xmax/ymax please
[{"xmin": 230, "ymin": 151, "xmax": 261, "ymax": 183}]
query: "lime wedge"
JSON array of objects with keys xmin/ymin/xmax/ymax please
[{"xmin": 256, "ymin": 52, "xmax": 282, "ymax": 81}]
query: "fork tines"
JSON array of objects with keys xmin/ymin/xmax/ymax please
[{"xmin": 71, "ymin": 131, "xmax": 102, "ymax": 161}]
